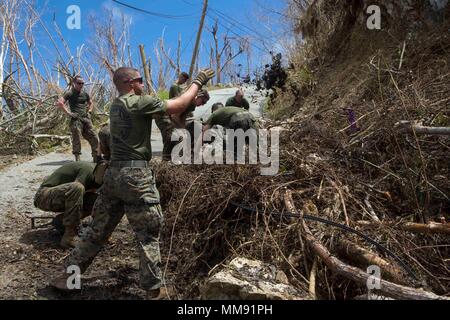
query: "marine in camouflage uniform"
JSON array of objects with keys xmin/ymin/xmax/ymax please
[
  {"xmin": 57, "ymin": 76, "xmax": 99, "ymax": 162},
  {"xmin": 173, "ymin": 89, "xmax": 209, "ymax": 128},
  {"xmin": 51, "ymin": 67, "xmax": 215, "ymax": 298},
  {"xmin": 33, "ymin": 161, "xmax": 100, "ymax": 248},
  {"xmin": 204, "ymin": 106, "xmax": 257, "ymax": 158},
  {"xmin": 204, "ymin": 106, "xmax": 256, "ymax": 131},
  {"xmin": 225, "ymin": 89, "xmax": 250, "ymax": 110},
  {"xmin": 157, "ymin": 88, "xmax": 210, "ymax": 160},
  {"xmin": 156, "ymin": 72, "xmax": 189, "ymax": 160},
  {"xmin": 64, "ymin": 92, "xmax": 167, "ymax": 291},
  {"xmin": 97, "ymin": 122, "xmax": 111, "ymax": 161}
]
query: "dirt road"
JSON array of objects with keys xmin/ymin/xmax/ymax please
[{"xmin": 0, "ymin": 87, "xmax": 266, "ymax": 299}]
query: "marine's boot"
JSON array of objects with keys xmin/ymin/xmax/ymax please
[
  {"xmin": 60, "ymin": 225, "xmax": 78, "ymax": 249},
  {"xmin": 51, "ymin": 213, "xmax": 65, "ymax": 234},
  {"xmin": 74, "ymin": 154, "xmax": 80, "ymax": 162},
  {"xmin": 49, "ymin": 273, "xmax": 80, "ymax": 291}
]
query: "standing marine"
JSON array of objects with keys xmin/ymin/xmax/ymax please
[
  {"xmin": 50, "ymin": 67, "xmax": 215, "ymax": 299},
  {"xmin": 56, "ymin": 76, "xmax": 99, "ymax": 162}
]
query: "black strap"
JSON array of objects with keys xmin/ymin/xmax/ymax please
[{"xmin": 230, "ymin": 201, "xmax": 418, "ymax": 281}]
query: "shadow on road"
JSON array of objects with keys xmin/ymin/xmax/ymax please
[
  {"xmin": 36, "ymin": 160, "xmax": 73, "ymax": 167},
  {"xmin": 37, "ymin": 266, "xmax": 144, "ymax": 300},
  {"xmin": 20, "ymin": 228, "xmax": 62, "ymax": 250}
]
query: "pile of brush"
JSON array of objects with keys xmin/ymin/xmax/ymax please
[{"xmin": 154, "ymin": 1, "xmax": 449, "ymax": 300}]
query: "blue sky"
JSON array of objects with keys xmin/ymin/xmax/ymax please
[{"xmin": 20, "ymin": 0, "xmax": 289, "ymax": 85}]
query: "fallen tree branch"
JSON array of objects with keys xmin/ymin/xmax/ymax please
[
  {"xmin": 29, "ymin": 134, "xmax": 70, "ymax": 140},
  {"xmin": 284, "ymin": 190, "xmax": 448, "ymax": 300},
  {"xmin": 17, "ymin": 114, "xmax": 54, "ymax": 135},
  {"xmin": 308, "ymin": 258, "xmax": 317, "ymax": 300},
  {"xmin": 336, "ymin": 239, "xmax": 407, "ymax": 284},
  {"xmin": 395, "ymin": 121, "xmax": 450, "ymax": 136},
  {"xmin": 364, "ymin": 194, "xmax": 381, "ymax": 223},
  {"xmin": 357, "ymin": 220, "xmax": 450, "ymax": 235}
]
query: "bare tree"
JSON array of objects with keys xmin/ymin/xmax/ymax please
[
  {"xmin": 154, "ymin": 40, "xmax": 168, "ymax": 91},
  {"xmin": 160, "ymin": 33, "xmax": 182, "ymax": 76},
  {"xmin": 208, "ymin": 19, "xmax": 248, "ymax": 84},
  {"xmin": 24, "ymin": 6, "xmax": 41, "ymax": 96},
  {"xmin": 88, "ymin": 8, "xmax": 131, "ymax": 71},
  {"xmin": 0, "ymin": 2, "xmax": 11, "ymax": 118},
  {"xmin": 0, "ymin": 0, "xmax": 20, "ymax": 118}
]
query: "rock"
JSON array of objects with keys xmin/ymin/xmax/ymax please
[{"xmin": 201, "ymin": 257, "xmax": 309, "ymax": 300}]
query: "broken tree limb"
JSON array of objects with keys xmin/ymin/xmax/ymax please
[
  {"xmin": 364, "ymin": 194, "xmax": 381, "ymax": 223},
  {"xmin": 308, "ymin": 258, "xmax": 317, "ymax": 300},
  {"xmin": 103, "ymin": 59, "xmax": 115, "ymax": 77},
  {"xmin": 357, "ymin": 220, "xmax": 450, "ymax": 235},
  {"xmin": 138, "ymin": 44, "xmax": 157, "ymax": 96},
  {"xmin": 29, "ymin": 134, "xmax": 70, "ymax": 140},
  {"xmin": 336, "ymin": 239, "xmax": 407, "ymax": 284},
  {"xmin": 395, "ymin": 121, "xmax": 450, "ymax": 136},
  {"xmin": 284, "ymin": 190, "xmax": 449, "ymax": 300},
  {"xmin": 160, "ymin": 38, "xmax": 177, "ymax": 72},
  {"xmin": 189, "ymin": 0, "xmax": 208, "ymax": 78},
  {"xmin": 16, "ymin": 114, "xmax": 54, "ymax": 135}
]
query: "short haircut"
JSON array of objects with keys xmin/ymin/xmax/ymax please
[
  {"xmin": 113, "ymin": 67, "xmax": 139, "ymax": 87},
  {"xmin": 197, "ymin": 89, "xmax": 210, "ymax": 100},
  {"xmin": 72, "ymin": 75, "xmax": 84, "ymax": 84},
  {"xmin": 180, "ymin": 72, "xmax": 190, "ymax": 80},
  {"xmin": 211, "ymin": 102, "xmax": 224, "ymax": 113},
  {"xmin": 236, "ymin": 89, "xmax": 244, "ymax": 96}
]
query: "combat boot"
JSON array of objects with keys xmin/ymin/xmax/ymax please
[
  {"xmin": 60, "ymin": 225, "xmax": 78, "ymax": 249},
  {"xmin": 50, "ymin": 273, "xmax": 80, "ymax": 291},
  {"xmin": 51, "ymin": 213, "xmax": 65, "ymax": 234},
  {"xmin": 74, "ymin": 154, "xmax": 80, "ymax": 162}
]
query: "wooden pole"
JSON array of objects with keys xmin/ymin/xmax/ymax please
[
  {"xmin": 189, "ymin": 0, "xmax": 208, "ymax": 78},
  {"xmin": 139, "ymin": 44, "xmax": 156, "ymax": 95}
]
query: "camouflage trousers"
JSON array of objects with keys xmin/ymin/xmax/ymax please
[
  {"xmin": 34, "ymin": 182, "xmax": 85, "ymax": 227},
  {"xmin": 70, "ymin": 116, "xmax": 99, "ymax": 158},
  {"xmin": 98, "ymin": 123, "xmax": 111, "ymax": 160},
  {"xmin": 155, "ymin": 115, "xmax": 176, "ymax": 161},
  {"xmin": 229, "ymin": 112, "xmax": 256, "ymax": 131},
  {"xmin": 65, "ymin": 166, "xmax": 164, "ymax": 290}
]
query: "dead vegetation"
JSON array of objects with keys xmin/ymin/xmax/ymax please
[
  {"xmin": 154, "ymin": 1, "xmax": 450, "ymax": 299},
  {"xmin": 0, "ymin": 2, "xmax": 118, "ymax": 155}
]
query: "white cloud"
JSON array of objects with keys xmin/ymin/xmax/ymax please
[{"xmin": 100, "ymin": 0, "xmax": 135, "ymax": 25}]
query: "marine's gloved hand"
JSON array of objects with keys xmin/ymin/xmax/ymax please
[{"xmin": 192, "ymin": 68, "xmax": 215, "ymax": 87}]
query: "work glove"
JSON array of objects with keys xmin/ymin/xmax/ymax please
[{"xmin": 192, "ymin": 68, "xmax": 215, "ymax": 87}]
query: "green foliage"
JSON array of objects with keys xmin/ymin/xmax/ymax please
[{"xmin": 158, "ymin": 90, "xmax": 169, "ymax": 100}]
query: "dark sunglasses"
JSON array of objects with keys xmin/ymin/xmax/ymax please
[
  {"xmin": 124, "ymin": 77, "xmax": 143, "ymax": 84},
  {"xmin": 76, "ymin": 82, "xmax": 84, "ymax": 85}
]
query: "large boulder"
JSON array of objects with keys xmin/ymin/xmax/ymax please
[{"xmin": 201, "ymin": 257, "xmax": 309, "ymax": 300}]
